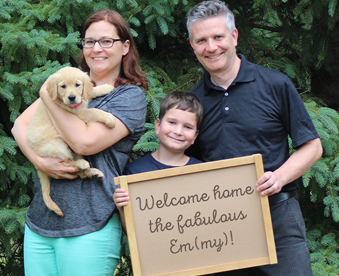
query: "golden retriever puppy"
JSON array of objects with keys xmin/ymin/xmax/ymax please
[{"xmin": 26, "ymin": 67, "xmax": 116, "ymax": 217}]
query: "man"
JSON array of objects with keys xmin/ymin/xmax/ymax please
[{"xmin": 186, "ymin": 1, "xmax": 323, "ymax": 275}]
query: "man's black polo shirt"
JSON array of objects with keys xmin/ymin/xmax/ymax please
[{"xmin": 187, "ymin": 55, "xmax": 319, "ymax": 191}]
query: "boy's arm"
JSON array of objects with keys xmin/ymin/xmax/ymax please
[{"xmin": 113, "ymin": 188, "xmax": 130, "ymax": 233}]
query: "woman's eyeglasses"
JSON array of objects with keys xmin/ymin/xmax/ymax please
[{"xmin": 81, "ymin": 38, "xmax": 123, "ymax": 48}]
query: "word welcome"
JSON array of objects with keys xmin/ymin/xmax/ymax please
[{"xmin": 136, "ymin": 184, "xmax": 254, "ymax": 212}]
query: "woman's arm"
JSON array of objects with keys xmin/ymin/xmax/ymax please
[
  {"xmin": 40, "ymin": 82, "xmax": 130, "ymax": 156},
  {"xmin": 11, "ymin": 99, "xmax": 78, "ymax": 179}
]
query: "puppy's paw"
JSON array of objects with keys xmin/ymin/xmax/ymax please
[
  {"xmin": 93, "ymin": 84, "xmax": 114, "ymax": 96},
  {"xmin": 104, "ymin": 114, "xmax": 116, "ymax": 128},
  {"xmin": 89, "ymin": 168, "xmax": 104, "ymax": 179},
  {"xmin": 100, "ymin": 84, "xmax": 114, "ymax": 92},
  {"xmin": 74, "ymin": 159, "xmax": 90, "ymax": 170},
  {"xmin": 78, "ymin": 168, "xmax": 104, "ymax": 179}
]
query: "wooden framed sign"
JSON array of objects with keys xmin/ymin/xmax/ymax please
[{"xmin": 114, "ymin": 154, "xmax": 277, "ymax": 276}]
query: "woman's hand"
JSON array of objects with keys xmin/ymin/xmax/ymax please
[{"xmin": 35, "ymin": 156, "xmax": 78, "ymax": 179}]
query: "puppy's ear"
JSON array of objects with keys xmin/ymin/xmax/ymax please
[
  {"xmin": 46, "ymin": 73, "xmax": 59, "ymax": 101},
  {"xmin": 82, "ymin": 73, "xmax": 93, "ymax": 101}
]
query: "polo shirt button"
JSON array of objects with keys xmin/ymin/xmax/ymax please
[
  {"xmin": 224, "ymin": 92, "xmax": 229, "ymax": 96},
  {"xmin": 225, "ymin": 107, "xmax": 229, "ymax": 111}
]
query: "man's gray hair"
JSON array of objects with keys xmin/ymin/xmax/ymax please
[{"xmin": 187, "ymin": 1, "xmax": 236, "ymax": 39}]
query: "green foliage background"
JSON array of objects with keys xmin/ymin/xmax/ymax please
[{"xmin": 1, "ymin": 0, "xmax": 339, "ymax": 275}]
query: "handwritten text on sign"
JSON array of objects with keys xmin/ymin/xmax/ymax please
[{"xmin": 136, "ymin": 184, "xmax": 253, "ymax": 253}]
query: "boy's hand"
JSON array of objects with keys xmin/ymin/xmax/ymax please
[{"xmin": 113, "ymin": 188, "xmax": 129, "ymax": 210}]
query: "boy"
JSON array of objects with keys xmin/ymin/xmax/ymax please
[{"xmin": 113, "ymin": 91, "xmax": 204, "ymax": 232}]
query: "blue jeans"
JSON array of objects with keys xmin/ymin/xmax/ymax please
[
  {"xmin": 215, "ymin": 197, "xmax": 313, "ymax": 276},
  {"xmin": 24, "ymin": 212, "xmax": 122, "ymax": 276}
]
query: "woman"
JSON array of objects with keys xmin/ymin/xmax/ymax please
[{"xmin": 11, "ymin": 10, "xmax": 147, "ymax": 276}]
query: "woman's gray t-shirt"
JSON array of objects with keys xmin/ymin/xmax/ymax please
[{"xmin": 25, "ymin": 84, "xmax": 146, "ymax": 238}]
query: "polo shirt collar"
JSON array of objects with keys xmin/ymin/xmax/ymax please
[{"xmin": 203, "ymin": 54, "xmax": 255, "ymax": 95}]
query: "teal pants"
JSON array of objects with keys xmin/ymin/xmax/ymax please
[{"xmin": 24, "ymin": 213, "xmax": 122, "ymax": 276}]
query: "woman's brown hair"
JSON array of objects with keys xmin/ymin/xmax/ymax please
[{"xmin": 78, "ymin": 10, "xmax": 148, "ymax": 90}]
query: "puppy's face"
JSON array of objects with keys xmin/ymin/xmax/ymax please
[{"xmin": 47, "ymin": 67, "xmax": 93, "ymax": 106}]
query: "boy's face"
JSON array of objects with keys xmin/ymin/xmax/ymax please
[{"xmin": 155, "ymin": 107, "xmax": 198, "ymax": 153}]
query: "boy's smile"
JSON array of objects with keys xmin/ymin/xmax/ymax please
[{"xmin": 155, "ymin": 107, "xmax": 198, "ymax": 154}]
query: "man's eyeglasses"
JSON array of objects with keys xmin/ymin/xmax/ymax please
[{"xmin": 81, "ymin": 38, "xmax": 123, "ymax": 49}]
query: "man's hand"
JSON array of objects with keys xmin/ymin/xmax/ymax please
[
  {"xmin": 256, "ymin": 171, "xmax": 283, "ymax": 196},
  {"xmin": 256, "ymin": 139, "xmax": 323, "ymax": 197}
]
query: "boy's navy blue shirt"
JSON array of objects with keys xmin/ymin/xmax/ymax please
[
  {"xmin": 186, "ymin": 55, "xmax": 319, "ymax": 191},
  {"xmin": 124, "ymin": 153, "xmax": 201, "ymax": 175}
]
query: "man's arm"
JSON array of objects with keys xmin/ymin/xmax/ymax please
[{"xmin": 256, "ymin": 138, "xmax": 323, "ymax": 196}]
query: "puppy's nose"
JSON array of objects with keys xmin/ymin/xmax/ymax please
[{"xmin": 68, "ymin": 95, "xmax": 76, "ymax": 102}]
